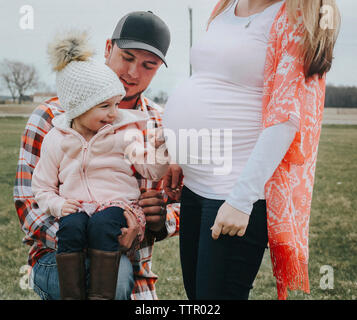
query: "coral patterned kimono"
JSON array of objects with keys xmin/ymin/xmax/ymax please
[{"xmin": 211, "ymin": 2, "xmax": 326, "ymax": 299}]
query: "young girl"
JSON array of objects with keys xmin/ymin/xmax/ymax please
[{"xmin": 31, "ymin": 31, "xmax": 168, "ymax": 300}]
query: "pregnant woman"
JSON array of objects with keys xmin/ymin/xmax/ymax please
[{"xmin": 163, "ymin": 0, "xmax": 340, "ymax": 300}]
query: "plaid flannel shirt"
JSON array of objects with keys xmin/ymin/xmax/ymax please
[{"xmin": 13, "ymin": 95, "xmax": 180, "ymax": 300}]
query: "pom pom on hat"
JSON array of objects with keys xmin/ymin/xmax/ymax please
[{"xmin": 47, "ymin": 30, "xmax": 94, "ymax": 72}]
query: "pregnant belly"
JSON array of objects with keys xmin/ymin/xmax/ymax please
[
  {"xmin": 163, "ymin": 76, "xmax": 263, "ymax": 167},
  {"xmin": 164, "ymin": 76, "xmax": 263, "ymax": 131}
]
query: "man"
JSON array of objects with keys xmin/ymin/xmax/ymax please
[{"xmin": 14, "ymin": 11, "xmax": 181, "ymax": 300}]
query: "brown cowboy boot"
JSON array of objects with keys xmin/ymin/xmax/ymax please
[
  {"xmin": 56, "ymin": 251, "xmax": 86, "ymax": 300},
  {"xmin": 87, "ymin": 248, "xmax": 121, "ymax": 300}
]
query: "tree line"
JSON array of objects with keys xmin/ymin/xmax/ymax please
[
  {"xmin": 0, "ymin": 59, "xmax": 356, "ymax": 107},
  {"xmin": 325, "ymin": 85, "xmax": 357, "ymax": 108}
]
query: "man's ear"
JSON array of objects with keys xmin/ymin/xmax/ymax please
[{"xmin": 104, "ymin": 39, "xmax": 113, "ymax": 60}]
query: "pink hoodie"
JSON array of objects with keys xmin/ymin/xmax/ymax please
[{"xmin": 32, "ymin": 109, "xmax": 169, "ymax": 218}]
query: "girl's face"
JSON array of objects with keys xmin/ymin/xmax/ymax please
[{"xmin": 73, "ymin": 95, "xmax": 122, "ymax": 135}]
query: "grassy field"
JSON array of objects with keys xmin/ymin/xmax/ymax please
[
  {"xmin": 0, "ymin": 117, "xmax": 356, "ymax": 300},
  {"xmin": 0, "ymin": 103, "xmax": 37, "ymax": 116}
]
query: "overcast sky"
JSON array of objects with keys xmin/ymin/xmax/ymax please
[{"xmin": 0, "ymin": 0, "xmax": 356, "ymax": 97}]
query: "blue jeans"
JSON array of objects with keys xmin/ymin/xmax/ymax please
[
  {"xmin": 179, "ymin": 186, "xmax": 268, "ymax": 300},
  {"xmin": 31, "ymin": 207, "xmax": 134, "ymax": 300}
]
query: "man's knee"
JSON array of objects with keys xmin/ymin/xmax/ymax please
[
  {"xmin": 115, "ymin": 254, "xmax": 134, "ymax": 300},
  {"xmin": 30, "ymin": 252, "xmax": 61, "ymax": 300}
]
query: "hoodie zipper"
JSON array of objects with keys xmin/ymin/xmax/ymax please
[
  {"xmin": 80, "ymin": 140, "xmax": 95, "ymax": 202},
  {"xmin": 80, "ymin": 127, "xmax": 111, "ymax": 202}
]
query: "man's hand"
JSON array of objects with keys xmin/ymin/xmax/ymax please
[
  {"xmin": 61, "ymin": 199, "xmax": 82, "ymax": 217},
  {"xmin": 163, "ymin": 164, "xmax": 183, "ymax": 201},
  {"xmin": 211, "ymin": 202, "xmax": 250, "ymax": 240},
  {"xmin": 118, "ymin": 210, "xmax": 141, "ymax": 251},
  {"xmin": 139, "ymin": 189, "xmax": 166, "ymax": 232}
]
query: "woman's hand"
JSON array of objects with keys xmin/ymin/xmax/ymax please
[
  {"xmin": 163, "ymin": 164, "xmax": 183, "ymax": 201},
  {"xmin": 211, "ymin": 202, "xmax": 250, "ymax": 239},
  {"xmin": 61, "ymin": 199, "xmax": 82, "ymax": 216}
]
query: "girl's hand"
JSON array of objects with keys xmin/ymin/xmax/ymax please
[
  {"xmin": 61, "ymin": 199, "xmax": 82, "ymax": 217},
  {"xmin": 147, "ymin": 127, "xmax": 165, "ymax": 148},
  {"xmin": 154, "ymin": 127, "xmax": 166, "ymax": 148},
  {"xmin": 211, "ymin": 202, "xmax": 250, "ymax": 239}
]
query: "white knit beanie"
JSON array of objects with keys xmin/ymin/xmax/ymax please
[{"xmin": 48, "ymin": 30, "xmax": 126, "ymax": 128}]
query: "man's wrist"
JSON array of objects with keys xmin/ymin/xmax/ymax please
[{"xmin": 149, "ymin": 224, "xmax": 168, "ymax": 241}]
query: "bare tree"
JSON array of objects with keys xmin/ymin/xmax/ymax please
[
  {"xmin": 0, "ymin": 59, "xmax": 39, "ymax": 103},
  {"xmin": 2, "ymin": 73, "xmax": 17, "ymax": 102}
]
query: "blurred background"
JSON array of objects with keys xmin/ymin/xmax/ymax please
[{"xmin": 0, "ymin": 0, "xmax": 356, "ymax": 300}]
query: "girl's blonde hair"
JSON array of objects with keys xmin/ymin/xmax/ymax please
[{"xmin": 208, "ymin": 0, "xmax": 341, "ymax": 78}]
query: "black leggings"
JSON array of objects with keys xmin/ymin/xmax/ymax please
[{"xmin": 179, "ymin": 186, "xmax": 268, "ymax": 300}]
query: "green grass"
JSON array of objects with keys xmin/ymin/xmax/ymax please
[
  {"xmin": 0, "ymin": 118, "xmax": 356, "ymax": 300},
  {"xmin": 0, "ymin": 117, "xmax": 39, "ymax": 299}
]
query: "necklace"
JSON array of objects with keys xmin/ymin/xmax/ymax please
[
  {"xmin": 244, "ymin": 12, "xmax": 262, "ymax": 28},
  {"xmin": 239, "ymin": 0, "xmax": 277, "ymax": 28}
]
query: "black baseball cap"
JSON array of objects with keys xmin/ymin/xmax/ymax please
[{"xmin": 111, "ymin": 11, "xmax": 171, "ymax": 67}]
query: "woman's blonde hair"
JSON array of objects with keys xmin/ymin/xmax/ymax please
[{"xmin": 208, "ymin": 0, "xmax": 341, "ymax": 79}]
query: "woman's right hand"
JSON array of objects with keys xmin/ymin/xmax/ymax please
[
  {"xmin": 211, "ymin": 201, "xmax": 250, "ymax": 239},
  {"xmin": 61, "ymin": 199, "xmax": 82, "ymax": 216}
]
